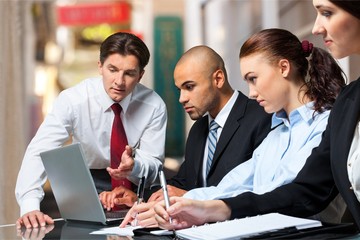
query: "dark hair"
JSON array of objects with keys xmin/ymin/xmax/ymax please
[
  {"xmin": 99, "ymin": 32, "xmax": 150, "ymax": 71},
  {"xmin": 239, "ymin": 28, "xmax": 346, "ymax": 113},
  {"xmin": 329, "ymin": 0, "xmax": 360, "ymax": 19}
]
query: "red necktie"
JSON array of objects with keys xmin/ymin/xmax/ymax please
[{"xmin": 110, "ymin": 103, "xmax": 132, "ymax": 190}]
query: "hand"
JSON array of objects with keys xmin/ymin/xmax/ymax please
[
  {"xmin": 16, "ymin": 210, "xmax": 54, "ymax": 229},
  {"xmin": 148, "ymin": 185, "xmax": 187, "ymax": 202},
  {"xmin": 107, "ymin": 145, "xmax": 134, "ymax": 179},
  {"xmin": 99, "ymin": 186, "xmax": 137, "ymax": 211},
  {"xmin": 17, "ymin": 224, "xmax": 54, "ymax": 239},
  {"xmin": 154, "ymin": 198, "xmax": 231, "ymax": 230},
  {"xmin": 120, "ymin": 201, "xmax": 158, "ymax": 228},
  {"xmin": 154, "ymin": 197, "xmax": 209, "ymax": 230}
]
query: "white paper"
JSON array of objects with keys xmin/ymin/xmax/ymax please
[
  {"xmin": 176, "ymin": 213, "xmax": 322, "ymax": 240},
  {"xmin": 90, "ymin": 225, "xmax": 141, "ymax": 236}
]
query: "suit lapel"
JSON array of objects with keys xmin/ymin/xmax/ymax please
[
  {"xmin": 193, "ymin": 117, "xmax": 210, "ymax": 179},
  {"xmin": 334, "ymin": 82, "xmax": 360, "ymax": 184},
  {"xmin": 208, "ymin": 92, "xmax": 247, "ymax": 175}
]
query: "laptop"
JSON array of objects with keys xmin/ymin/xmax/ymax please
[{"xmin": 40, "ymin": 143, "xmax": 128, "ymax": 225}]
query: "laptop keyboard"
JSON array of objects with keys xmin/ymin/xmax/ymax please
[{"xmin": 105, "ymin": 210, "xmax": 128, "ymax": 219}]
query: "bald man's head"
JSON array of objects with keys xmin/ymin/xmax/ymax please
[
  {"xmin": 174, "ymin": 45, "xmax": 234, "ymax": 119},
  {"xmin": 176, "ymin": 45, "xmax": 228, "ymax": 82}
]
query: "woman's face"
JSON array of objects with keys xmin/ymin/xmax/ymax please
[
  {"xmin": 240, "ymin": 53, "xmax": 293, "ymax": 115},
  {"xmin": 312, "ymin": 0, "xmax": 360, "ymax": 59}
]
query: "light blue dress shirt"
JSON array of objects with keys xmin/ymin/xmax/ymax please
[{"xmin": 184, "ymin": 103, "xmax": 330, "ymax": 200}]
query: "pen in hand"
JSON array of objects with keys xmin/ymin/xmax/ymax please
[
  {"xmin": 159, "ymin": 169, "xmax": 177, "ymax": 238},
  {"xmin": 134, "ymin": 176, "xmax": 145, "ymax": 226},
  {"xmin": 159, "ymin": 170, "xmax": 172, "ymax": 224}
]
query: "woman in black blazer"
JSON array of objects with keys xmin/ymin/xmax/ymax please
[{"xmin": 154, "ymin": 0, "xmax": 360, "ymax": 230}]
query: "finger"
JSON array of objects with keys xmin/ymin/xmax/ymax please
[
  {"xmin": 107, "ymin": 168, "xmax": 126, "ymax": 179},
  {"xmin": 16, "ymin": 218, "xmax": 23, "ymax": 229},
  {"xmin": 22, "ymin": 215, "xmax": 35, "ymax": 229},
  {"xmin": 118, "ymin": 164, "xmax": 133, "ymax": 172},
  {"xmin": 136, "ymin": 201, "xmax": 156, "ymax": 212},
  {"xmin": 120, "ymin": 207, "xmax": 136, "ymax": 227},
  {"xmin": 154, "ymin": 212, "xmax": 172, "ymax": 230},
  {"xmin": 104, "ymin": 193, "xmax": 114, "ymax": 211},
  {"xmin": 99, "ymin": 193, "xmax": 109, "ymax": 210},
  {"xmin": 148, "ymin": 190, "xmax": 162, "ymax": 202},
  {"xmin": 125, "ymin": 145, "xmax": 132, "ymax": 156},
  {"xmin": 153, "ymin": 201, "xmax": 168, "ymax": 218},
  {"xmin": 137, "ymin": 216, "xmax": 158, "ymax": 228},
  {"xmin": 43, "ymin": 214, "xmax": 54, "ymax": 225},
  {"xmin": 34, "ymin": 212, "xmax": 47, "ymax": 227},
  {"xmin": 114, "ymin": 197, "xmax": 133, "ymax": 207}
]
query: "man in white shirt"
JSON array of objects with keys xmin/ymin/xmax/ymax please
[{"xmin": 15, "ymin": 32, "xmax": 167, "ymax": 228}]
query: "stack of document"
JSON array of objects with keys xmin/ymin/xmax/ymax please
[{"xmin": 175, "ymin": 213, "xmax": 322, "ymax": 240}]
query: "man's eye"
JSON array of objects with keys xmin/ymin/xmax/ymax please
[
  {"xmin": 185, "ymin": 85, "xmax": 194, "ymax": 90},
  {"xmin": 125, "ymin": 72, "xmax": 136, "ymax": 77}
]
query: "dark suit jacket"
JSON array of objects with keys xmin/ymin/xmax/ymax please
[
  {"xmin": 168, "ymin": 91, "xmax": 272, "ymax": 190},
  {"xmin": 222, "ymin": 77, "xmax": 360, "ymax": 229}
]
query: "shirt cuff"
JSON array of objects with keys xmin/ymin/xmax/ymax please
[{"xmin": 20, "ymin": 198, "xmax": 41, "ymax": 216}]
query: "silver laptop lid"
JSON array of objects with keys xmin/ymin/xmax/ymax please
[{"xmin": 40, "ymin": 143, "xmax": 108, "ymax": 224}]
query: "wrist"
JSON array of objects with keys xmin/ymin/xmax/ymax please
[{"xmin": 204, "ymin": 200, "xmax": 231, "ymax": 223}]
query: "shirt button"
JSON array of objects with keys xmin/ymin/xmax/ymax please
[
  {"xmin": 350, "ymin": 186, "xmax": 354, "ymax": 190},
  {"xmin": 348, "ymin": 162, "xmax": 352, "ymax": 167}
]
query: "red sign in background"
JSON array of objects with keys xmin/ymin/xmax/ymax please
[{"xmin": 57, "ymin": 2, "xmax": 130, "ymax": 26}]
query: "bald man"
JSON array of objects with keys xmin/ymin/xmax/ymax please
[
  {"xmin": 147, "ymin": 45, "xmax": 271, "ymax": 202},
  {"xmin": 101, "ymin": 46, "xmax": 271, "ymax": 217}
]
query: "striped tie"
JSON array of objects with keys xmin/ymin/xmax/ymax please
[{"xmin": 206, "ymin": 120, "xmax": 220, "ymax": 175}]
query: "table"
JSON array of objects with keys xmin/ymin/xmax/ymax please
[
  {"xmin": 2, "ymin": 219, "xmax": 360, "ymax": 239},
  {"xmin": 0, "ymin": 220, "xmax": 173, "ymax": 240}
]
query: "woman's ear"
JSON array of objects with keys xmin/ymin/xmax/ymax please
[{"xmin": 278, "ymin": 59, "xmax": 290, "ymax": 77}]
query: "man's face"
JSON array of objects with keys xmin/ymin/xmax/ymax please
[
  {"xmin": 98, "ymin": 53, "xmax": 144, "ymax": 102},
  {"xmin": 174, "ymin": 61, "xmax": 219, "ymax": 120}
]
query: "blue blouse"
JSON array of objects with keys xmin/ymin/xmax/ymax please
[{"xmin": 184, "ymin": 103, "xmax": 330, "ymax": 200}]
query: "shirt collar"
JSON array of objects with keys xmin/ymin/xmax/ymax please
[
  {"xmin": 271, "ymin": 101, "xmax": 317, "ymax": 128},
  {"xmin": 98, "ymin": 78, "xmax": 135, "ymax": 113},
  {"xmin": 208, "ymin": 91, "xmax": 238, "ymax": 127}
]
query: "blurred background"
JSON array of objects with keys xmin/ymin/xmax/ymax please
[{"xmin": 1, "ymin": 0, "xmax": 360, "ymax": 226}]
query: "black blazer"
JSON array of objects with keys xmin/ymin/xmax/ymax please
[
  {"xmin": 223, "ymin": 77, "xmax": 360, "ymax": 229},
  {"xmin": 168, "ymin": 91, "xmax": 272, "ymax": 190}
]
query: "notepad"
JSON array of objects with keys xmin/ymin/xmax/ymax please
[{"xmin": 175, "ymin": 213, "xmax": 322, "ymax": 240}]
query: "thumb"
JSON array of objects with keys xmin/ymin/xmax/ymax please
[
  {"xmin": 114, "ymin": 197, "xmax": 134, "ymax": 207},
  {"xmin": 125, "ymin": 145, "xmax": 133, "ymax": 156}
]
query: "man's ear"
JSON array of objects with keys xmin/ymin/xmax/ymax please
[
  {"xmin": 213, "ymin": 69, "xmax": 225, "ymax": 88},
  {"xmin": 97, "ymin": 61, "xmax": 103, "ymax": 75},
  {"xmin": 278, "ymin": 59, "xmax": 290, "ymax": 77},
  {"xmin": 138, "ymin": 70, "xmax": 145, "ymax": 82}
]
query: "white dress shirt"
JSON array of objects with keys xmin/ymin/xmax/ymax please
[
  {"xmin": 347, "ymin": 121, "xmax": 360, "ymax": 202},
  {"xmin": 15, "ymin": 77, "xmax": 167, "ymax": 216},
  {"xmin": 185, "ymin": 103, "xmax": 330, "ymax": 200}
]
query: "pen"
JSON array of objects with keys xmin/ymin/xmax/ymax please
[
  {"xmin": 159, "ymin": 170, "xmax": 172, "ymax": 224},
  {"xmin": 134, "ymin": 176, "xmax": 145, "ymax": 226},
  {"xmin": 136, "ymin": 176, "xmax": 146, "ymax": 204},
  {"xmin": 159, "ymin": 170, "xmax": 177, "ymax": 238}
]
